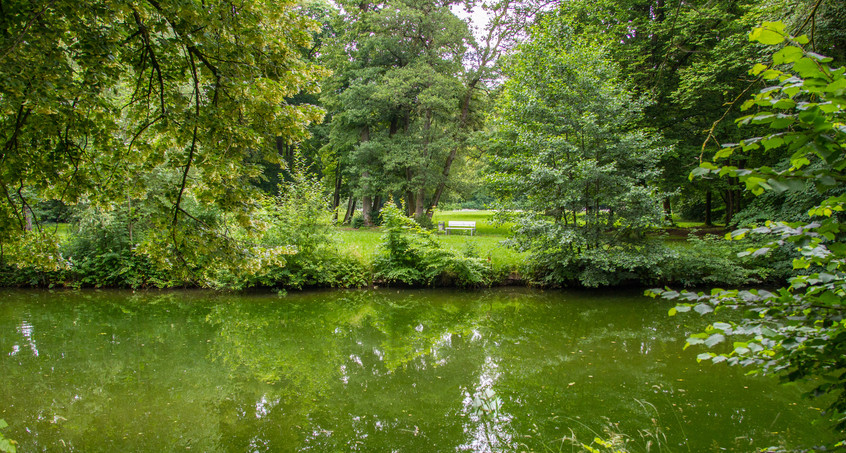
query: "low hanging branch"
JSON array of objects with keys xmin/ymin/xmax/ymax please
[
  {"xmin": 699, "ymin": 0, "xmax": 825, "ymax": 160},
  {"xmin": 699, "ymin": 74, "xmax": 763, "ymax": 162},
  {"xmin": 172, "ymin": 49, "xmax": 202, "ymax": 227}
]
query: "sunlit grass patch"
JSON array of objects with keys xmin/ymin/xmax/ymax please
[{"xmin": 431, "ymin": 209, "xmax": 514, "ymax": 236}]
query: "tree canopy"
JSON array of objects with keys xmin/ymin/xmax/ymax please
[
  {"xmin": 487, "ymin": 10, "xmax": 668, "ymax": 287},
  {"xmin": 0, "ymin": 0, "xmax": 327, "ymax": 277}
]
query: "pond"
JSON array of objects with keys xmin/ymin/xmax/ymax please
[{"xmin": 0, "ymin": 288, "xmax": 835, "ymax": 451}]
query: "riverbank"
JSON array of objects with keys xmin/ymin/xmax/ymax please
[{"xmin": 0, "ymin": 227, "xmax": 789, "ymax": 292}]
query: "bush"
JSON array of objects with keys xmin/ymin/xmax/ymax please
[
  {"xmin": 519, "ymin": 231, "xmax": 791, "ymax": 289},
  {"xmin": 63, "ymin": 206, "xmax": 170, "ymax": 288},
  {"xmin": 374, "ymin": 203, "xmax": 489, "ymax": 287},
  {"xmin": 248, "ymin": 155, "xmax": 369, "ymax": 289},
  {"xmin": 0, "ymin": 229, "xmax": 70, "ymax": 287},
  {"xmin": 413, "ymin": 213, "xmax": 434, "ymax": 230},
  {"xmin": 660, "ymin": 234, "xmax": 792, "ymax": 288},
  {"xmin": 522, "ymin": 238, "xmax": 676, "ymax": 288},
  {"xmin": 350, "ymin": 214, "xmax": 365, "ymax": 229}
]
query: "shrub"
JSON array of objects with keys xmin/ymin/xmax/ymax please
[
  {"xmin": 413, "ymin": 213, "xmax": 434, "ymax": 230},
  {"xmin": 249, "ymin": 155, "xmax": 369, "ymax": 289},
  {"xmin": 521, "ymin": 238, "xmax": 676, "ymax": 288},
  {"xmin": 0, "ymin": 229, "xmax": 69, "ymax": 287},
  {"xmin": 660, "ymin": 234, "xmax": 792, "ymax": 288},
  {"xmin": 519, "ymin": 232, "xmax": 791, "ymax": 289},
  {"xmin": 63, "ymin": 206, "xmax": 170, "ymax": 288},
  {"xmin": 374, "ymin": 203, "xmax": 489, "ymax": 287}
]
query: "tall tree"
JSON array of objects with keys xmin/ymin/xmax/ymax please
[
  {"xmin": 551, "ymin": 0, "xmax": 845, "ymax": 227},
  {"xmin": 0, "ymin": 0, "xmax": 326, "ymax": 276},
  {"xmin": 487, "ymin": 11, "xmax": 668, "ymax": 287},
  {"xmin": 321, "ymin": 0, "xmax": 472, "ymax": 223},
  {"xmin": 322, "ymin": 0, "xmax": 534, "ymax": 223}
]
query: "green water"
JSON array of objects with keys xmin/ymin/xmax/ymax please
[{"xmin": 0, "ymin": 288, "xmax": 835, "ymax": 451}]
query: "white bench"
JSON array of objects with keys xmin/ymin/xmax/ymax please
[{"xmin": 444, "ymin": 220, "xmax": 476, "ymax": 236}]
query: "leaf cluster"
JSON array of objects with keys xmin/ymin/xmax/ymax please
[{"xmin": 651, "ymin": 22, "xmax": 846, "ymax": 440}]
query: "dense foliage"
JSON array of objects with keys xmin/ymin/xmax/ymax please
[
  {"xmin": 251, "ymin": 155, "xmax": 369, "ymax": 290},
  {"xmin": 650, "ymin": 23, "xmax": 846, "ymax": 442},
  {"xmin": 487, "ymin": 12, "xmax": 670, "ymax": 287},
  {"xmin": 3, "ymin": 0, "xmax": 846, "ymax": 445},
  {"xmin": 374, "ymin": 203, "xmax": 489, "ymax": 287},
  {"xmin": 0, "ymin": 0, "xmax": 326, "ymax": 280}
]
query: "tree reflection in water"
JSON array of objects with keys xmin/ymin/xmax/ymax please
[{"xmin": 0, "ymin": 288, "xmax": 835, "ymax": 451}]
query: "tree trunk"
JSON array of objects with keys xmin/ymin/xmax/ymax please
[
  {"xmin": 128, "ymin": 195, "xmax": 134, "ymax": 244},
  {"xmin": 405, "ymin": 190, "xmax": 415, "ymax": 217},
  {"xmin": 359, "ymin": 125, "xmax": 373, "ymax": 226},
  {"xmin": 415, "ymin": 187, "xmax": 425, "ymax": 218},
  {"xmin": 362, "ymin": 195, "xmax": 372, "ymax": 226},
  {"xmin": 723, "ymin": 188, "xmax": 734, "ymax": 227},
  {"xmin": 663, "ymin": 197, "xmax": 673, "ymax": 224},
  {"xmin": 24, "ymin": 205, "xmax": 32, "ymax": 231},
  {"xmin": 344, "ymin": 197, "xmax": 357, "ymax": 224},
  {"xmin": 428, "ymin": 78, "xmax": 479, "ymax": 217},
  {"xmin": 405, "ymin": 167, "xmax": 415, "ymax": 217},
  {"xmin": 332, "ymin": 164, "xmax": 342, "ymax": 222},
  {"xmin": 373, "ymin": 195, "xmax": 382, "ymax": 222}
]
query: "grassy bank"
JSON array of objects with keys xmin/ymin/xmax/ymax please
[
  {"xmin": 337, "ymin": 210, "xmax": 526, "ymax": 280},
  {"xmin": 6, "ymin": 210, "xmax": 781, "ymax": 290}
]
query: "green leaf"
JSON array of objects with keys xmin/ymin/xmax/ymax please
[
  {"xmin": 790, "ymin": 156, "xmax": 811, "ymax": 169},
  {"xmin": 773, "ymin": 46, "xmax": 803, "ymax": 65},
  {"xmin": 713, "ymin": 322, "xmax": 732, "ymax": 331},
  {"xmin": 793, "ymin": 58, "xmax": 823, "ymax": 79},
  {"xmin": 761, "ymin": 69, "xmax": 781, "ymax": 80},
  {"xmin": 773, "ymin": 99, "xmax": 796, "ymax": 110},
  {"xmin": 762, "ymin": 136, "xmax": 784, "ymax": 150},
  {"xmin": 825, "ymin": 78, "xmax": 846, "ymax": 95},
  {"xmin": 750, "ymin": 63, "xmax": 769, "ymax": 75},
  {"xmin": 767, "ymin": 179, "xmax": 791, "ymax": 193},
  {"xmin": 704, "ymin": 333, "xmax": 725, "ymax": 347},
  {"xmin": 818, "ymin": 291, "xmax": 840, "ymax": 306},
  {"xmin": 694, "ymin": 303, "xmax": 714, "ymax": 315},
  {"xmin": 770, "ymin": 115, "xmax": 795, "ymax": 128},
  {"xmin": 807, "ymin": 52, "xmax": 833, "ymax": 63},
  {"xmin": 750, "ymin": 26, "xmax": 785, "ymax": 45},
  {"xmin": 714, "ymin": 147, "xmax": 735, "ymax": 159}
]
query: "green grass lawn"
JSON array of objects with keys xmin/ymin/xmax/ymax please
[
  {"xmin": 333, "ymin": 210, "xmax": 721, "ymax": 272},
  {"xmin": 335, "ymin": 228, "xmax": 383, "ymax": 261},
  {"xmin": 41, "ymin": 223, "xmax": 71, "ymax": 238},
  {"xmin": 431, "ymin": 210, "xmax": 514, "ymax": 235},
  {"xmin": 335, "ymin": 209, "xmax": 526, "ymax": 271}
]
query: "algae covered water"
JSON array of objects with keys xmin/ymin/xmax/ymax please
[{"xmin": 0, "ymin": 288, "xmax": 835, "ymax": 451}]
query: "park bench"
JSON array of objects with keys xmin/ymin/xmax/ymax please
[{"xmin": 444, "ymin": 220, "xmax": 476, "ymax": 236}]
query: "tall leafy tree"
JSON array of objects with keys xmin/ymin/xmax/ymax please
[
  {"xmin": 322, "ymin": 0, "xmax": 472, "ymax": 223},
  {"xmin": 322, "ymin": 0, "xmax": 528, "ymax": 223},
  {"xmin": 0, "ymin": 1, "xmax": 327, "ymax": 279},
  {"xmin": 487, "ymin": 11, "xmax": 668, "ymax": 287},
  {"xmin": 551, "ymin": 0, "xmax": 845, "ymax": 226}
]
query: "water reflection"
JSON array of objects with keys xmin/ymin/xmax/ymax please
[
  {"xmin": 0, "ymin": 288, "xmax": 836, "ymax": 451},
  {"xmin": 461, "ymin": 356, "xmax": 513, "ymax": 452},
  {"xmin": 15, "ymin": 318, "xmax": 39, "ymax": 357}
]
